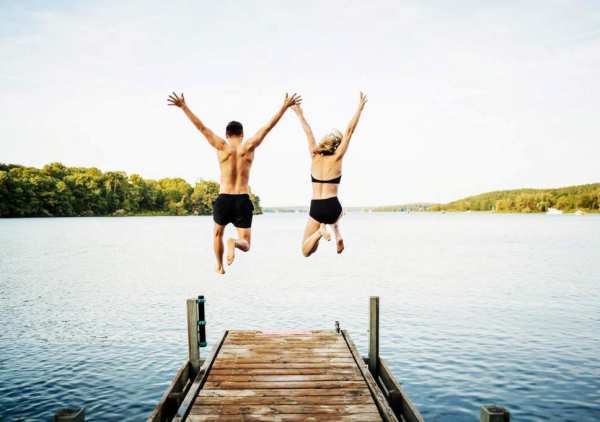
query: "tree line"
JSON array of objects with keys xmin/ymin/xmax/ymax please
[
  {"xmin": 429, "ymin": 183, "xmax": 600, "ymax": 213},
  {"xmin": 0, "ymin": 163, "xmax": 262, "ymax": 218}
]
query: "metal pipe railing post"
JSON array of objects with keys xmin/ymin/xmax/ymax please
[{"xmin": 197, "ymin": 295, "xmax": 207, "ymax": 348}]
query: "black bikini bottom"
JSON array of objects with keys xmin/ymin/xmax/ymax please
[{"xmin": 309, "ymin": 197, "xmax": 342, "ymax": 224}]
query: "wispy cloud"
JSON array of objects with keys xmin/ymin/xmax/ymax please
[{"xmin": 1, "ymin": 1, "xmax": 599, "ymax": 205}]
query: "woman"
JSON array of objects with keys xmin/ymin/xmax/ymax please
[{"xmin": 292, "ymin": 92, "xmax": 367, "ymax": 257}]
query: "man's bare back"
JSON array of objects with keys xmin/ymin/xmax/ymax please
[
  {"xmin": 217, "ymin": 143, "xmax": 254, "ymax": 194},
  {"xmin": 167, "ymin": 92, "xmax": 301, "ymax": 274}
]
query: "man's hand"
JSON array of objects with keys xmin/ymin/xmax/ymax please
[
  {"xmin": 167, "ymin": 92, "xmax": 186, "ymax": 108},
  {"xmin": 168, "ymin": 92, "xmax": 226, "ymax": 150},
  {"xmin": 283, "ymin": 93, "xmax": 302, "ymax": 109},
  {"xmin": 244, "ymin": 93, "xmax": 302, "ymax": 151},
  {"xmin": 358, "ymin": 91, "xmax": 368, "ymax": 109}
]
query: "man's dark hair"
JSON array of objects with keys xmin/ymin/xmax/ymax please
[{"xmin": 226, "ymin": 121, "xmax": 243, "ymax": 137}]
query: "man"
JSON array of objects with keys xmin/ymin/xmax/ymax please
[{"xmin": 167, "ymin": 91, "xmax": 301, "ymax": 274}]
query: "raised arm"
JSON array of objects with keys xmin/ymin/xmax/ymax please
[
  {"xmin": 245, "ymin": 93, "xmax": 302, "ymax": 151},
  {"xmin": 167, "ymin": 92, "xmax": 226, "ymax": 151},
  {"xmin": 292, "ymin": 104, "xmax": 317, "ymax": 155},
  {"xmin": 334, "ymin": 92, "xmax": 368, "ymax": 160}
]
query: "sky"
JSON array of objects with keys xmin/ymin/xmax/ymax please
[{"xmin": 1, "ymin": 1, "xmax": 599, "ymax": 207}]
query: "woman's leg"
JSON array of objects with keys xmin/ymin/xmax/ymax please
[
  {"xmin": 302, "ymin": 218, "xmax": 323, "ymax": 257},
  {"xmin": 320, "ymin": 224, "xmax": 331, "ymax": 241},
  {"xmin": 332, "ymin": 219, "xmax": 344, "ymax": 254}
]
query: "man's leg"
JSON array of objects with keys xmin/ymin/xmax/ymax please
[
  {"xmin": 226, "ymin": 227, "xmax": 251, "ymax": 266},
  {"xmin": 213, "ymin": 223, "xmax": 226, "ymax": 274}
]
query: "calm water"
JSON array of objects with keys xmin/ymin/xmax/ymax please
[{"xmin": 1, "ymin": 213, "xmax": 599, "ymax": 421}]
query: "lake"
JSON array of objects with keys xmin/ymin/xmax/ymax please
[{"xmin": 1, "ymin": 213, "xmax": 599, "ymax": 421}]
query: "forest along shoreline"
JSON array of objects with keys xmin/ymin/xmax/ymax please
[
  {"xmin": 1, "ymin": 162, "xmax": 598, "ymax": 218},
  {"xmin": 0, "ymin": 162, "xmax": 261, "ymax": 218}
]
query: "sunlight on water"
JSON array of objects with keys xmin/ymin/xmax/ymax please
[{"xmin": 1, "ymin": 213, "xmax": 599, "ymax": 421}]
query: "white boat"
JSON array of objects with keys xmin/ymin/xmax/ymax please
[
  {"xmin": 546, "ymin": 208, "xmax": 562, "ymax": 215},
  {"xmin": 575, "ymin": 209, "xmax": 585, "ymax": 216}
]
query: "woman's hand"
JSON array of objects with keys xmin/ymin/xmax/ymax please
[
  {"xmin": 358, "ymin": 91, "xmax": 368, "ymax": 109},
  {"xmin": 167, "ymin": 92, "xmax": 186, "ymax": 108},
  {"xmin": 291, "ymin": 104, "xmax": 303, "ymax": 115}
]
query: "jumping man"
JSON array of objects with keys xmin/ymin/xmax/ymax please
[{"xmin": 167, "ymin": 92, "xmax": 302, "ymax": 274}]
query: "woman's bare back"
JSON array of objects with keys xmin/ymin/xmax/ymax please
[{"xmin": 311, "ymin": 154, "xmax": 342, "ymax": 199}]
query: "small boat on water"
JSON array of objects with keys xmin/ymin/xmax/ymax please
[
  {"xmin": 546, "ymin": 208, "xmax": 562, "ymax": 215},
  {"xmin": 575, "ymin": 209, "xmax": 585, "ymax": 216}
]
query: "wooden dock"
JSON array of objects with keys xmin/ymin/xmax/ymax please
[
  {"xmin": 148, "ymin": 297, "xmax": 426, "ymax": 422},
  {"xmin": 57, "ymin": 296, "xmax": 511, "ymax": 422},
  {"xmin": 184, "ymin": 329, "xmax": 389, "ymax": 421}
]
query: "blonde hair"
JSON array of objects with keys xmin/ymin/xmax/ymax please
[{"xmin": 315, "ymin": 130, "xmax": 342, "ymax": 155}]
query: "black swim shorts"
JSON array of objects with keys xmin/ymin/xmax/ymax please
[
  {"xmin": 212, "ymin": 194, "xmax": 254, "ymax": 228},
  {"xmin": 309, "ymin": 196, "xmax": 342, "ymax": 224}
]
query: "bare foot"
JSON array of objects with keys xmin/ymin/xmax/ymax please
[
  {"xmin": 215, "ymin": 264, "xmax": 225, "ymax": 274},
  {"xmin": 226, "ymin": 238, "xmax": 235, "ymax": 265},
  {"xmin": 320, "ymin": 224, "xmax": 331, "ymax": 241},
  {"xmin": 336, "ymin": 238, "xmax": 345, "ymax": 254}
]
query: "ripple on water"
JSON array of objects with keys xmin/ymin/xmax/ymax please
[{"xmin": 1, "ymin": 214, "xmax": 600, "ymax": 421}]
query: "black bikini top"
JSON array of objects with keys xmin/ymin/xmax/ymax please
[{"xmin": 311, "ymin": 174, "xmax": 342, "ymax": 184}]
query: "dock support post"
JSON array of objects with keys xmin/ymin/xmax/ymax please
[
  {"xmin": 369, "ymin": 296, "xmax": 380, "ymax": 375},
  {"xmin": 186, "ymin": 298, "xmax": 200, "ymax": 372},
  {"xmin": 54, "ymin": 407, "xmax": 84, "ymax": 421},
  {"xmin": 480, "ymin": 405, "xmax": 510, "ymax": 422}
]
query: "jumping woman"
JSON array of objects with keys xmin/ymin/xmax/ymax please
[{"xmin": 292, "ymin": 92, "xmax": 367, "ymax": 257}]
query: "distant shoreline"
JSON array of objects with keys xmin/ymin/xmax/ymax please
[
  {"xmin": 0, "ymin": 162, "xmax": 262, "ymax": 218},
  {"xmin": 263, "ymin": 208, "xmax": 599, "ymax": 215},
  {"xmin": 2, "ymin": 209, "xmax": 599, "ymax": 219},
  {"xmin": 2, "ymin": 162, "xmax": 598, "ymax": 218}
]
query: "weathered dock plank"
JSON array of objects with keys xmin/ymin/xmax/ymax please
[
  {"xmin": 198, "ymin": 389, "xmax": 372, "ymax": 398},
  {"xmin": 186, "ymin": 415, "xmax": 382, "ymax": 422},
  {"xmin": 152, "ymin": 296, "xmax": 429, "ymax": 422},
  {"xmin": 183, "ymin": 330, "xmax": 385, "ymax": 421},
  {"xmin": 195, "ymin": 395, "xmax": 374, "ymax": 405}
]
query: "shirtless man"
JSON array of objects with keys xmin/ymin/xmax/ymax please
[{"xmin": 167, "ymin": 92, "xmax": 301, "ymax": 274}]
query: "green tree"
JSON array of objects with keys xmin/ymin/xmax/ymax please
[
  {"xmin": 249, "ymin": 191, "xmax": 262, "ymax": 214},
  {"xmin": 159, "ymin": 178, "xmax": 193, "ymax": 215},
  {"xmin": 0, "ymin": 162, "xmax": 257, "ymax": 218},
  {"xmin": 191, "ymin": 180, "xmax": 220, "ymax": 215},
  {"xmin": 431, "ymin": 183, "xmax": 600, "ymax": 213}
]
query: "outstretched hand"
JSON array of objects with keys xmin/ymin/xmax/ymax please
[
  {"xmin": 167, "ymin": 92, "xmax": 186, "ymax": 108},
  {"xmin": 359, "ymin": 91, "xmax": 368, "ymax": 108},
  {"xmin": 283, "ymin": 93, "xmax": 302, "ymax": 109},
  {"xmin": 291, "ymin": 104, "xmax": 303, "ymax": 115}
]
